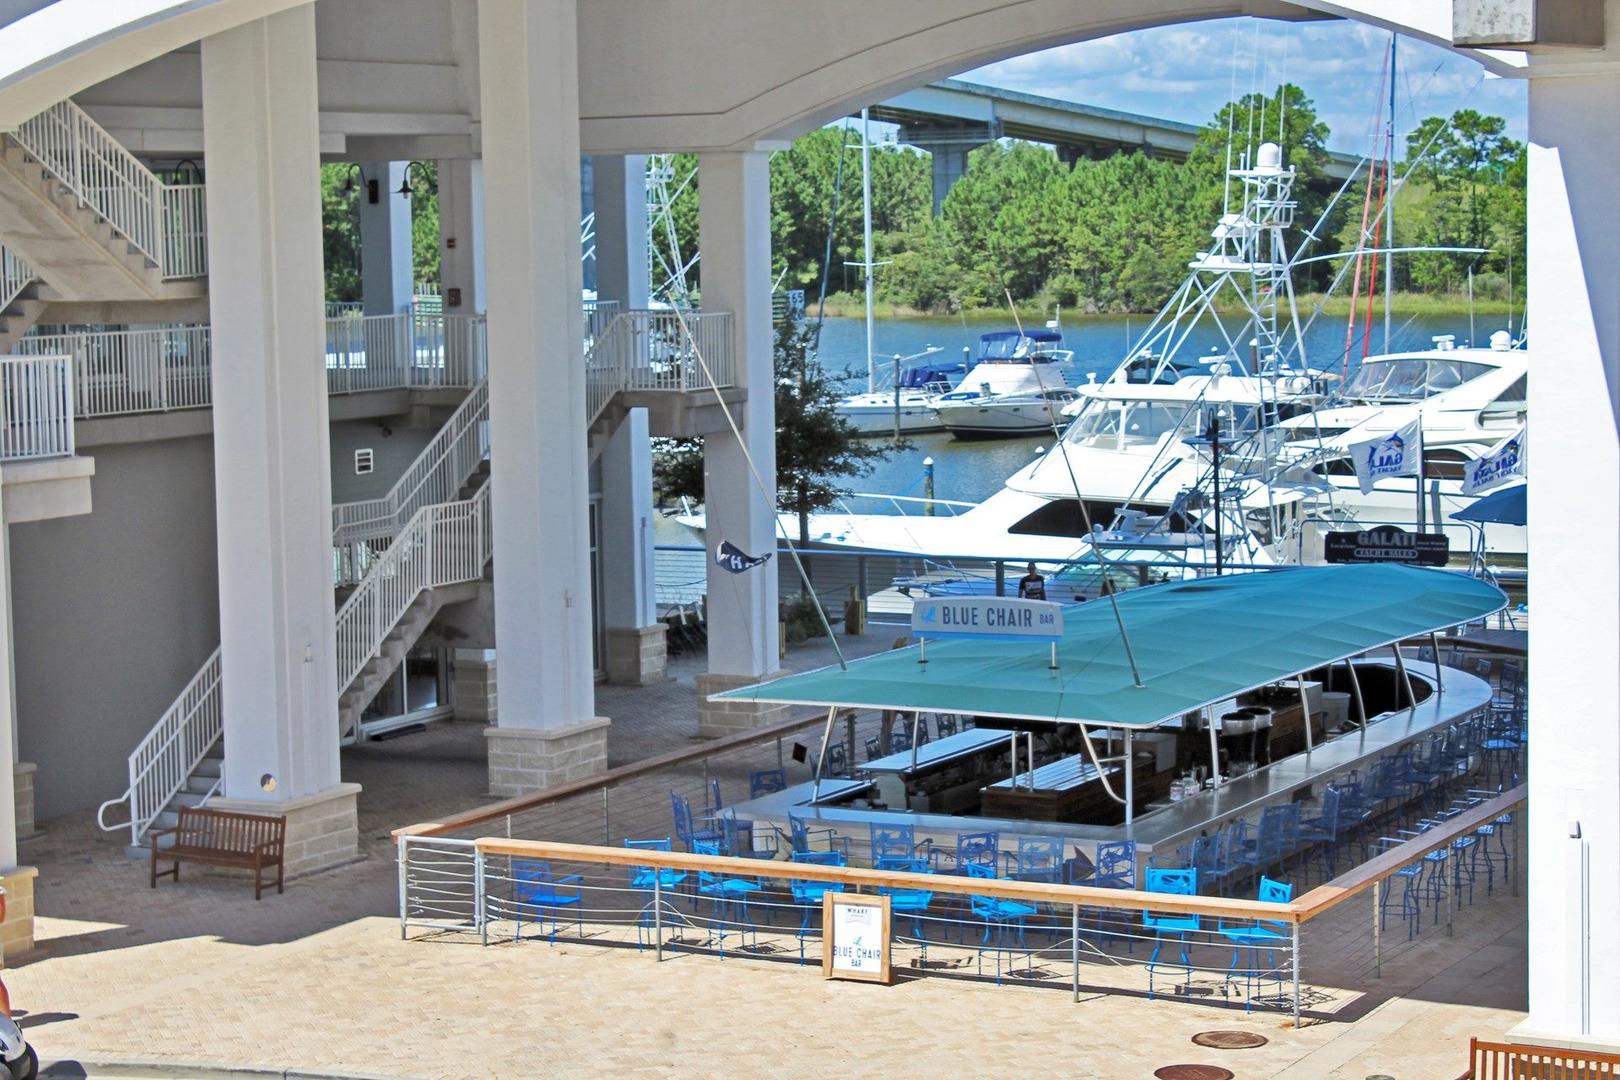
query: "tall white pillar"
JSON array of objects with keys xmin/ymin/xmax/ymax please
[
  {"xmin": 1517, "ymin": 69, "xmax": 1620, "ymax": 1050},
  {"xmin": 200, "ymin": 8, "xmax": 359, "ymax": 873},
  {"xmin": 477, "ymin": 0, "xmax": 606, "ymax": 794},
  {"xmin": 600, "ymin": 407, "xmax": 665, "ymax": 685},
  {"xmin": 0, "ymin": 503, "xmax": 31, "ymax": 961},
  {"xmin": 695, "ymin": 150, "xmax": 788, "ymax": 736},
  {"xmin": 438, "ymin": 158, "xmax": 486, "ymax": 315},
  {"xmin": 358, "ymin": 161, "xmax": 413, "ymax": 316},
  {"xmin": 591, "ymin": 155, "xmax": 649, "ymax": 309}
]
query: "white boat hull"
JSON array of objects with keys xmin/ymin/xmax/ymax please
[
  {"xmin": 836, "ymin": 399, "xmax": 945, "ymax": 434},
  {"xmin": 936, "ymin": 399, "xmax": 1068, "ymax": 438}
]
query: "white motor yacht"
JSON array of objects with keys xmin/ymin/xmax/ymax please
[
  {"xmin": 835, "ymin": 351, "xmax": 967, "ymax": 435},
  {"xmin": 932, "ymin": 329, "xmax": 1083, "ymax": 438}
]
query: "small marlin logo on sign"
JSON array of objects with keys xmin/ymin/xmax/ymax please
[{"xmin": 1367, "ymin": 432, "xmax": 1405, "ymax": 475}]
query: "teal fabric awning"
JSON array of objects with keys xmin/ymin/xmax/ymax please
[{"xmin": 716, "ymin": 565, "xmax": 1505, "ymax": 729}]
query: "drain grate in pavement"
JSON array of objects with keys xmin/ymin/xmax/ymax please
[
  {"xmin": 1154, "ymin": 1067, "xmax": 1235, "ymax": 1080},
  {"xmin": 1191, "ymin": 1031, "xmax": 1269, "ymax": 1050}
]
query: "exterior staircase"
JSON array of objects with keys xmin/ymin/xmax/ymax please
[
  {"xmin": 0, "ymin": 98, "xmax": 206, "ymax": 302},
  {"xmin": 0, "ymin": 248, "xmax": 46, "ymax": 351}
]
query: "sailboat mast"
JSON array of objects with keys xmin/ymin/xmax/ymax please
[
  {"xmin": 862, "ymin": 107, "xmax": 876, "ymax": 393},
  {"xmin": 1383, "ymin": 35, "xmax": 1397, "ymax": 353}
]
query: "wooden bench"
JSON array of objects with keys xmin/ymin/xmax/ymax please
[
  {"xmin": 1461, "ymin": 1036, "xmax": 1620, "ymax": 1078},
  {"xmin": 150, "ymin": 806, "xmax": 287, "ymax": 900}
]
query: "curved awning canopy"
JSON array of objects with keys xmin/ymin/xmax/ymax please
[{"xmin": 717, "ymin": 565, "xmax": 1506, "ymax": 730}]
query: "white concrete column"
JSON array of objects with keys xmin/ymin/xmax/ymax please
[
  {"xmin": 1518, "ymin": 69, "xmax": 1620, "ymax": 1050},
  {"xmin": 695, "ymin": 150, "xmax": 787, "ymax": 735},
  {"xmin": 0, "ymin": 503, "xmax": 29, "ymax": 961},
  {"xmin": 477, "ymin": 0, "xmax": 605, "ymax": 793},
  {"xmin": 437, "ymin": 158, "xmax": 486, "ymax": 314},
  {"xmin": 358, "ymin": 161, "xmax": 413, "ymax": 316},
  {"xmin": 200, "ymin": 10, "xmax": 359, "ymax": 870},
  {"xmin": 600, "ymin": 407, "xmax": 664, "ymax": 685},
  {"xmin": 591, "ymin": 154, "xmax": 649, "ymax": 309}
]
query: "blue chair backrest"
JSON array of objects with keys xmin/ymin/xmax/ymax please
[
  {"xmin": 935, "ymin": 713, "xmax": 959, "ymax": 737},
  {"xmin": 1256, "ymin": 875, "xmax": 1294, "ymax": 934},
  {"xmin": 749, "ymin": 769, "xmax": 786, "ymax": 798},
  {"xmin": 962, "ymin": 859, "xmax": 1001, "ymax": 915},
  {"xmin": 789, "ymin": 815, "xmax": 810, "ymax": 852},
  {"xmin": 1017, "ymin": 835, "xmax": 1064, "ymax": 879},
  {"xmin": 1143, "ymin": 867, "xmax": 1199, "ymax": 929},
  {"xmin": 707, "ymin": 777, "xmax": 723, "ymax": 811},
  {"xmin": 955, "ymin": 830, "xmax": 999, "ymax": 870},
  {"xmin": 889, "ymin": 729, "xmax": 911, "ymax": 753},
  {"xmin": 513, "ymin": 859, "xmax": 563, "ymax": 903},
  {"xmin": 692, "ymin": 839, "xmax": 728, "ymax": 888},
  {"xmin": 824, "ymin": 742, "xmax": 849, "ymax": 776},
  {"xmin": 1254, "ymin": 805, "xmax": 1291, "ymax": 859},
  {"xmin": 670, "ymin": 791, "xmax": 694, "ymax": 846},
  {"xmin": 915, "ymin": 720, "xmax": 932, "ymax": 746},
  {"xmin": 1093, "ymin": 839, "xmax": 1136, "ymax": 887},
  {"xmin": 1317, "ymin": 786, "xmax": 1342, "ymax": 829},
  {"xmin": 870, "ymin": 822, "xmax": 915, "ymax": 864}
]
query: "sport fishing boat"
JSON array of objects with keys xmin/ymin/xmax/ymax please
[
  {"xmin": 834, "ymin": 349, "xmax": 967, "ymax": 435},
  {"xmin": 1272, "ymin": 330, "xmax": 1529, "ymax": 559},
  {"xmin": 931, "ymin": 329, "xmax": 1083, "ymax": 439}
]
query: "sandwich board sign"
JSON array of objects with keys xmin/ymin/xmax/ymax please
[{"xmin": 822, "ymin": 892, "xmax": 892, "ymax": 984}]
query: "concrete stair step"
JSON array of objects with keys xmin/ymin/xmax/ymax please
[
  {"xmin": 192, "ymin": 756, "xmax": 223, "ymax": 779},
  {"xmin": 169, "ymin": 791, "xmax": 209, "ymax": 810}
]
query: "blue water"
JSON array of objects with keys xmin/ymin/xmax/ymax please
[{"xmin": 809, "ymin": 312, "xmax": 1493, "ymax": 504}]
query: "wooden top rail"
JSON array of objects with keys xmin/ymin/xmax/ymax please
[
  {"xmin": 1292, "ymin": 785, "xmax": 1524, "ymax": 920},
  {"xmin": 468, "ymin": 836, "xmax": 1297, "ymax": 922},
  {"xmin": 394, "ymin": 708, "xmax": 854, "ymax": 841}
]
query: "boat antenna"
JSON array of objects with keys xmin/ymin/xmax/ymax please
[
  {"xmin": 1005, "ymin": 289, "xmax": 1145, "ymax": 688},
  {"xmin": 1384, "ymin": 33, "xmax": 1397, "ymax": 353},
  {"xmin": 862, "ymin": 107, "xmax": 876, "ymax": 392},
  {"xmin": 668, "ymin": 304, "xmax": 849, "ymax": 672},
  {"xmin": 811, "ymin": 125, "xmax": 854, "ymax": 350}
]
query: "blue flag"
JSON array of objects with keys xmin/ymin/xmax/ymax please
[{"xmin": 715, "ymin": 541, "xmax": 772, "ymax": 574}]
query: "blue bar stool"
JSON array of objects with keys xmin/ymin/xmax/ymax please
[
  {"xmin": 788, "ymin": 850, "xmax": 844, "ymax": 964},
  {"xmin": 1217, "ymin": 876, "xmax": 1293, "ymax": 1011},
  {"xmin": 624, "ymin": 838, "xmax": 686, "ymax": 951},
  {"xmin": 1142, "ymin": 867, "xmax": 1200, "ymax": 1000}
]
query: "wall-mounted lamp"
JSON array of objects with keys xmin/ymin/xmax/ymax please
[
  {"xmin": 341, "ymin": 163, "xmax": 379, "ymax": 204},
  {"xmin": 172, "ymin": 158, "xmax": 205, "ymax": 185},
  {"xmin": 397, "ymin": 161, "xmax": 436, "ymax": 200}
]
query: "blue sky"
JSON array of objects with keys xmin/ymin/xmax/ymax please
[{"xmin": 960, "ymin": 17, "xmax": 1526, "ymax": 153}]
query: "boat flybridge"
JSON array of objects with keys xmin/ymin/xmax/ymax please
[
  {"xmin": 791, "ymin": 141, "xmax": 1328, "ymax": 574},
  {"xmin": 931, "ymin": 329, "xmax": 1083, "ymax": 438},
  {"xmin": 1269, "ymin": 330, "xmax": 1529, "ymax": 560},
  {"xmin": 717, "ymin": 565, "xmax": 1506, "ymax": 863}
]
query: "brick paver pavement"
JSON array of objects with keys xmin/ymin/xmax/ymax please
[{"xmin": 3, "ymin": 630, "xmax": 1529, "ymax": 1078}]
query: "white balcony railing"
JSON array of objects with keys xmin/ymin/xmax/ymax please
[
  {"xmin": 0, "ymin": 246, "xmax": 35, "ymax": 313},
  {"xmin": 335, "ymin": 484, "xmax": 492, "ymax": 693},
  {"xmin": 10, "ymin": 98, "xmax": 207, "ymax": 279},
  {"xmin": 585, "ymin": 309, "xmax": 734, "ymax": 424},
  {"xmin": 0, "ymin": 354, "xmax": 74, "ymax": 460},
  {"xmin": 325, "ymin": 313, "xmax": 488, "ymax": 394}
]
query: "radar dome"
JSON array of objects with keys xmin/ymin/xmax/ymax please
[{"xmin": 1256, "ymin": 142, "xmax": 1283, "ymax": 172}]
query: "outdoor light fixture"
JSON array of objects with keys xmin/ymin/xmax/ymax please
[
  {"xmin": 397, "ymin": 161, "xmax": 436, "ymax": 200},
  {"xmin": 172, "ymin": 158, "xmax": 204, "ymax": 184},
  {"xmin": 341, "ymin": 163, "xmax": 379, "ymax": 204}
]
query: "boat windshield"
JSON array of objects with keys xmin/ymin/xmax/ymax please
[
  {"xmin": 1340, "ymin": 357, "xmax": 1491, "ymax": 402},
  {"xmin": 1066, "ymin": 399, "xmax": 1256, "ymax": 450},
  {"xmin": 979, "ymin": 331, "xmax": 1064, "ymax": 363}
]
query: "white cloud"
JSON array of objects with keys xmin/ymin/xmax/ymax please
[{"xmin": 961, "ymin": 16, "xmax": 1526, "ymax": 149}]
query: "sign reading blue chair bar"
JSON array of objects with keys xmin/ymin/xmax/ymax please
[{"xmin": 911, "ymin": 596, "xmax": 1064, "ymax": 665}]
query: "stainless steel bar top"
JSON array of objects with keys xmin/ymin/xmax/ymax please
[{"xmin": 862, "ymin": 727, "xmax": 1011, "ymax": 776}]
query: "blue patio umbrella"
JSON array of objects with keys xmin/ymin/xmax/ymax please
[{"xmin": 1451, "ymin": 483, "xmax": 1527, "ymax": 527}]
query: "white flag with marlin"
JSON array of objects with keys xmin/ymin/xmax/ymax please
[
  {"xmin": 1350, "ymin": 417, "xmax": 1422, "ymax": 496},
  {"xmin": 1462, "ymin": 425, "xmax": 1526, "ymax": 496}
]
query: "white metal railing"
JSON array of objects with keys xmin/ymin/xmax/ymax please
[
  {"xmin": 326, "ymin": 300, "xmax": 364, "ymax": 319},
  {"xmin": 10, "ymin": 98, "xmax": 207, "ymax": 279},
  {"xmin": 332, "ymin": 380, "xmax": 489, "ymax": 582},
  {"xmin": 325, "ymin": 312, "xmax": 488, "ymax": 394},
  {"xmin": 95, "ymin": 647, "xmax": 221, "ymax": 846},
  {"xmin": 336, "ymin": 484, "xmax": 492, "ymax": 692},
  {"xmin": 0, "ymin": 246, "xmax": 35, "ymax": 313},
  {"xmin": 16, "ymin": 326, "xmax": 210, "ymax": 418},
  {"xmin": 585, "ymin": 309, "xmax": 734, "ymax": 424},
  {"xmin": 0, "ymin": 354, "xmax": 74, "ymax": 459}
]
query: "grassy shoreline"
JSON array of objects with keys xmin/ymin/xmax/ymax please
[{"xmin": 810, "ymin": 291, "xmax": 1521, "ymax": 321}]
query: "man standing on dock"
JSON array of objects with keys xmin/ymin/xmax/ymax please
[{"xmin": 1017, "ymin": 563, "xmax": 1046, "ymax": 601}]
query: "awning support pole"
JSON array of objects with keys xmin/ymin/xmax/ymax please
[
  {"xmin": 1009, "ymin": 732, "xmax": 1019, "ymax": 791},
  {"xmin": 1076, "ymin": 725, "xmax": 1126, "ymax": 805},
  {"xmin": 1430, "ymin": 631, "xmax": 1445, "ymax": 694},
  {"xmin": 1124, "ymin": 730, "xmax": 1135, "ymax": 832},
  {"xmin": 1026, "ymin": 731, "xmax": 1035, "ymax": 789},
  {"xmin": 1297, "ymin": 675, "xmax": 1314, "ymax": 754},
  {"xmin": 811, "ymin": 704, "xmax": 837, "ymax": 803},
  {"xmin": 1345, "ymin": 658, "xmax": 1369, "ymax": 747},
  {"xmin": 909, "ymin": 711, "xmax": 920, "ymax": 773},
  {"xmin": 1393, "ymin": 646, "xmax": 1417, "ymax": 714},
  {"xmin": 1208, "ymin": 709, "xmax": 1221, "ymax": 787}
]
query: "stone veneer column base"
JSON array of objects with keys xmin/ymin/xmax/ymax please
[
  {"xmin": 0, "ymin": 866, "xmax": 37, "ymax": 962},
  {"xmin": 604, "ymin": 624, "xmax": 668, "ymax": 686},
  {"xmin": 208, "ymin": 783, "xmax": 362, "ymax": 879},
  {"xmin": 485, "ymin": 718, "xmax": 610, "ymax": 796},
  {"xmin": 13, "ymin": 763, "xmax": 35, "ymax": 840},
  {"xmin": 696, "ymin": 672, "xmax": 793, "ymax": 738},
  {"xmin": 453, "ymin": 650, "xmax": 498, "ymax": 723}
]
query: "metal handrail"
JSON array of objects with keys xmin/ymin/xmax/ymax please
[
  {"xmin": 0, "ymin": 354, "xmax": 74, "ymax": 460},
  {"xmin": 585, "ymin": 309, "xmax": 735, "ymax": 426},
  {"xmin": 0, "ymin": 246, "xmax": 35, "ymax": 313}
]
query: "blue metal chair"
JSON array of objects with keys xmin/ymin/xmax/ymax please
[
  {"xmin": 888, "ymin": 728, "xmax": 912, "ymax": 754},
  {"xmin": 1236, "ymin": 806, "xmax": 1291, "ymax": 883},
  {"xmin": 788, "ymin": 850, "xmax": 844, "ymax": 964},
  {"xmin": 788, "ymin": 814, "xmax": 850, "ymax": 858},
  {"xmin": 1014, "ymin": 835, "xmax": 1065, "ymax": 883},
  {"xmin": 702, "ymin": 777, "xmax": 725, "ymax": 819},
  {"xmin": 963, "ymin": 861, "xmax": 1036, "ymax": 984},
  {"xmin": 876, "ymin": 856, "xmax": 936, "ymax": 953},
  {"xmin": 1297, "ymin": 787, "xmax": 1344, "ymax": 880},
  {"xmin": 864, "ymin": 735, "xmax": 883, "ymax": 761},
  {"xmin": 1217, "ymin": 876, "xmax": 1293, "ymax": 1011},
  {"xmin": 670, "ymin": 791, "xmax": 723, "ymax": 853},
  {"xmin": 512, "ymin": 859, "xmax": 583, "ymax": 944},
  {"xmin": 692, "ymin": 839, "xmax": 761, "ymax": 958},
  {"xmin": 720, "ymin": 806, "xmax": 776, "ymax": 860},
  {"xmin": 1375, "ymin": 837, "xmax": 1428, "ymax": 940},
  {"xmin": 945, "ymin": 830, "xmax": 1001, "ymax": 873},
  {"xmin": 869, "ymin": 821, "xmax": 929, "ymax": 866},
  {"xmin": 748, "ymin": 768, "xmax": 786, "ymax": 799},
  {"xmin": 1091, "ymin": 840, "xmax": 1136, "ymax": 888},
  {"xmin": 624, "ymin": 838, "xmax": 686, "ymax": 950},
  {"xmin": 1142, "ymin": 867, "xmax": 1200, "ymax": 999},
  {"xmin": 935, "ymin": 713, "xmax": 959, "ymax": 737}
]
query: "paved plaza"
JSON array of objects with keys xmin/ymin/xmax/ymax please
[{"xmin": 5, "ymin": 637, "xmax": 1527, "ymax": 1079}]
